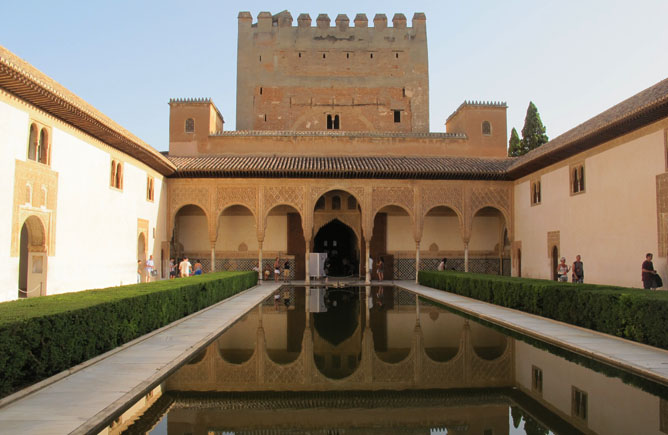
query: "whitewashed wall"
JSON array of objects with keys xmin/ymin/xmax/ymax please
[
  {"xmin": 0, "ymin": 97, "xmax": 168, "ymax": 301},
  {"xmin": 513, "ymin": 124, "xmax": 666, "ymax": 287}
]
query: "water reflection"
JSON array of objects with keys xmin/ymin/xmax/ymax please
[
  {"xmin": 167, "ymin": 286, "xmax": 513, "ymax": 391},
  {"xmin": 124, "ymin": 286, "xmax": 668, "ymax": 435}
]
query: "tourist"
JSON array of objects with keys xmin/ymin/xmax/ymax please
[
  {"xmin": 274, "ymin": 257, "xmax": 281, "ymax": 282},
  {"xmin": 572, "ymin": 255, "xmax": 584, "ymax": 283},
  {"xmin": 437, "ymin": 257, "xmax": 447, "ymax": 271},
  {"xmin": 193, "ymin": 259, "xmax": 203, "ymax": 275},
  {"xmin": 169, "ymin": 258, "xmax": 176, "ymax": 279},
  {"xmin": 137, "ymin": 260, "xmax": 142, "ymax": 283},
  {"xmin": 283, "ymin": 260, "xmax": 290, "ymax": 282},
  {"xmin": 179, "ymin": 257, "xmax": 192, "ymax": 277},
  {"xmin": 264, "ymin": 267, "xmax": 271, "ymax": 281},
  {"xmin": 376, "ymin": 256, "xmax": 384, "ymax": 281},
  {"xmin": 557, "ymin": 257, "xmax": 569, "ymax": 282},
  {"xmin": 145, "ymin": 254, "xmax": 155, "ymax": 282},
  {"xmin": 368, "ymin": 256, "xmax": 373, "ymax": 280},
  {"xmin": 642, "ymin": 253, "xmax": 658, "ymax": 290}
]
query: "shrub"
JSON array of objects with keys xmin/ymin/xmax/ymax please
[
  {"xmin": 0, "ymin": 271, "xmax": 256, "ymax": 398},
  {"xmin": 418, "ymin": 270, "xmax": 668, "ymax": 350}
]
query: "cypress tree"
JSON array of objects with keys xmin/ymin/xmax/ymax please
[
  {"xmin": 520, "ymin": 101, "xmax": 549, "ymax": 152},
  {"xmin": 507, "ymin": 127, "xmax": 522, "ymax": 157}
]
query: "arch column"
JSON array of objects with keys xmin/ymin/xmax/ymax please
[
  {"xmin": 365, "ymin": 239, "xmax": 371, "ymax": 284},
  {"xmin": 305, "ymin": 237, "xmax": 311, "ymax": 284},
  {"xmin": 415, "ymin": 241, "xmax": 421, "ymax": 283},
  {"xmin": 463, "ymin": 238, "xmax": 470, "ymax": 272},
  {"xmin": 210, "ymin": 240, "xmax": 216, "ymax": 272},
  {"xmin": 257, "ymin": 240, "xmax": 264, "ymax": 282}
]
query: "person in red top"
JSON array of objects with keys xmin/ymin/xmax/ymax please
[{"xmin": 642, "ymin": 253, "xmax": 658, "ymax": 290}]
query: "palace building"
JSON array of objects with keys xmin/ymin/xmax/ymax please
[{"xmin": 1, "ymin": 11, "xmax": 668, "ymax": 301}]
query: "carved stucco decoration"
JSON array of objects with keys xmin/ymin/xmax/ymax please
[
  {"xmin": 372, "ymin": 186, "xmax": 414, "ymax": 219},
  {"xmin": 264, "ymin": 186, "xmax": 305, "ymax": 218},
  {"xmin": 169, "ymin": 184, "xmax": 213, "ymax": 240},
  {"xmin": 470, "ymin": 186, "xmax": 511, "ymax": 221},
  {"xmin": 308, "ymin": 185, "xmax": 365, "ymax": 241},
  {"xmin": 11, "ymin": 160, "xmax": 58, "ymax": 256},
  {"xmin": 215, "ymin": 186, "xmax": 257, "ymax": 217}
]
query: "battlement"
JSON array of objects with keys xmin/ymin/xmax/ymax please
[
  {"xmin": 169, "ymin": 97, "xmax": 212, "ymax": 104},
  {"xmin": 446, "ymin": 101, "xmax": 508, "ymax": 124},
  {"xmin": 238, "ymin": 11, "xmax": 425, "ymax": 31}
]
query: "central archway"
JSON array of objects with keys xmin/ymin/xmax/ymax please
[{"xmin": 313, "ymin": 220, "xmax": 359, "ymax": 277}]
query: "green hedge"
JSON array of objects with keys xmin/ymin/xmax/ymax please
[
  {"xmin": 418, "ymin": 270, "xmax": 668, "ymax": 350},
  {"xmin": 0, "ymin": 271, "xmax": 257, "ymax": 398}
]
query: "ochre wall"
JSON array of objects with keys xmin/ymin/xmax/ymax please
[{"xmin": 236, "ymin": 12, "xmax": 428, "ymax": 132}]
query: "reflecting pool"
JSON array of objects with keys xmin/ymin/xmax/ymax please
[{"xmin": 123, "ymin": 286, "xmax": 668, "ymax": 434}]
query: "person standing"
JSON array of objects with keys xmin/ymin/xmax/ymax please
[
  {"xmin": 145, "ymin": 255, "xmax": 155, "ymax": 282},
  {"xmin": 642, "ymin": 253, "xmax": 658, "ymax": 290},
  {"xmin": 437, "ymin": 257, "xmax": 447, "ymax": 271},
  {"xmin": 179, "ymin": 257, "xmax": 192, "ymax": 277},
  {"xmin": 283, "ymin": 260, "xmax": 290, "ymax": 282},
  {"xmin": 572, "ymin": 255, "xmax": 584, "ymax": 283},
  {"xmin": 193, "ymin": 259, "xmax": 203, "ymax": 275},
  {"xmin": 169, "ymin": 258, "xmax": 176, "ymax": 279},
  {"xmin": 557, "ymin": 257, "xmax": 570, "ymax": 282},
  {"xmin": 137, "ymin": 260, "xmax": 142, "ymax": 283},
  {"xmin": 274, "ymin": 257, "xmax": 280, "ymax": 282}
]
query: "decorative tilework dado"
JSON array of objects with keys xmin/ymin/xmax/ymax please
[
  {"xmin": 11, "ymin": 159, "xmax": 58, "ymax": 256},
  {"xmin": 395, "ymin": 257, "xmax": 510, "ymax": 280}
]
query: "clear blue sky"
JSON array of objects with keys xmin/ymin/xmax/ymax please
[{"xmin": 2, "ymin": 1, "xmax": 667, "ymax": 152}]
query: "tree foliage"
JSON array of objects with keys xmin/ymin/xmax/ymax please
[
  {"xmin": 508, "ymin": 101, "xmax": 549, "ymax": 157},
  {"xmin": 507, "ymin": 127, "xmax": 522, "ymax": 157},
  {"xmin": 521, "ymin": 101, "xmax": 549, "ymax": 152}
]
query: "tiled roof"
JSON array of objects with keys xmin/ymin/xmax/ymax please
[
  {"xmin": 0, "ymin": 46, "xmax": 176, "ymax": 176},
  {"xmin": 507, "ymin": 77, "xmax": 668, "ymax": 178},
  {"xmin": 167, "ymin": 155, "xmax": 513, "ymax": 179}
]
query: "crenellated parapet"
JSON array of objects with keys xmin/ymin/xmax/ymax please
[{"xmin": 238, "ymin": 11, "xmax": 426, "ymax": 31}]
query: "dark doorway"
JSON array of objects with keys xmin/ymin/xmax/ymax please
[
  {"xmin": 551, "ymin": 246, "xmax": 559, "ymax": 281},
  {"xmin": 314, "ymin": 220, "xmax": 358, "ymax": 277},
  {"xmin": 18, "ymin": 223, "xmax": 29, "ymax": 298}
]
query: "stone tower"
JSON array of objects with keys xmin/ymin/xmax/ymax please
[{"xmin": 236, "ymin": 11, "xmax": 429, "ymax": 133}]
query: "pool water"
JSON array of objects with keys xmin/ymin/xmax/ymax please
[{"xmin": 123, "ymin": 286, "xmax": 668, "ymax": 434}]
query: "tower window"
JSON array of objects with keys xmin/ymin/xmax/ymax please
[
  {"xmin": 260, "ymin": 87, "xmax": 263, "ymax": 95},
  {"xmin": 298, "ymin": 52, "xmax": 302, "ymax": 58},
  {"xmin": 327, "ymin": 114, "xmax": 333, "ymax": 130},
  {"xmin": 370, "ymin": 53, "xmax": 374, "ymax": 59},
  {"xmin": 346, "ymin": 53, "xmax": 350, "ymax": 59},
  {"xmin": 395, "ymin": 52, "xmax": 399, "ymax": 58},
  {"xmin": 185, "ymin": 118, "xmax": 195, "ymax": 133},
  {"xmin": 323, "ymin": 53, "xmax": 326, "ymax": 59},
  {"xmin": 393, "ymin": 110, "xmax": 401, "ymax": 123},
  {"xmin": 482, "ymin": 121, "xmax": 492, "ymax": 135},
  {"xmin": 333, "ymin": 115, "xmax": 340, "ymax": 129}
]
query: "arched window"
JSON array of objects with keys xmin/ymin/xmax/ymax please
[
  {"xmin": 28, "ymin": 123, "xmax": 38, "ymax": 161},
  {"xmin": 327, "ymin": 114, "xmax": 333, "ymax": 130},
  {"xmin": 185, "ymin": 118, "xmax": 195, "ymax": 133},
  {"xmin": 110, "ymin": 160, "xmax": 117, "ymax": 187},
  {"xmin": 482, "ymin": 121, "xmax": 491, "ymax": 135},
  {"xmin": 115, "ymin": 162, "xmax": 123, "ymax": 189},
  {"xmin": 571, "ymin": 164, "xmax": 586, "ymax": 194},
  {"xmin": 331, "ymin": 195, "xmax": 341, "ymax": 210},
  {"xmin": 38, "ymin": 128, "xmax": 48, "ymax": 164},
  {"xmin": 531, "ymin": 180, "xmax": 541, "ymax": 205},
  {"xmin": 347, "ymin": 195, "xmax": 357, "ymax": 210},
  {"xmin": 315, "ymin": 197, "xmax": 325, "ymax": 210},
  {"xmin": 333, "ymin": 115, "xmax": 340, "ymax": 129},
  {"xmin": 147, "ymin": 176, "xmax": 154, "ymax": 201}
]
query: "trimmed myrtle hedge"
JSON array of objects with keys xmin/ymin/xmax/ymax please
[
  {"xmin": 0, "ymin": 271, "xmax": 256, "ymax": 398},
  {"xmin": 418, "ymin": 270, "xmax": 668, "ymax": 350}
]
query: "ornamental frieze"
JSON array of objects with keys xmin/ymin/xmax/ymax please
[
  {"xmin": 216, "ymin": 186, "xmax": 257, "ymax": 215},
  {"xmin": 372, "ymin": 186, "xmax": 414, "ymax": 217},
  {"xmin": 264, "ymin": 186, "xmax": 305, "ymax": 217}
]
